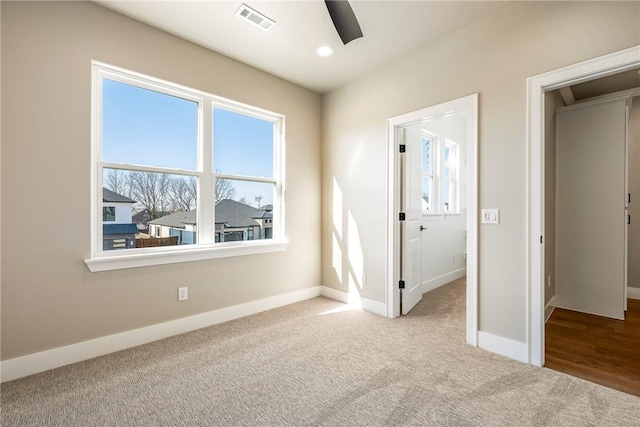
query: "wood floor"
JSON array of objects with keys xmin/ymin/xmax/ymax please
[{"xmin": 545, "ymin": 299, "xmax": 640, "ymax": 396}]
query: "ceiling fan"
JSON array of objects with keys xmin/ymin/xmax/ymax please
[{"xmin": 324, "ymin": 0, "xmax": 363, "ymax": 45}]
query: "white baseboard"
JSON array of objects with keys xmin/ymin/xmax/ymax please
[
  {"xmin": 544, "ymin": 295, "xmax": 556, "ymax": 322},
  {"xmin": 0, "ymin": 286, "xmax": 322, "ymax": 383},
  {"xmin": 477, "ymin": 331, "xmax": 527, "ymax": 363},
  {"xmin": 320, "ymin": 286, "xmax": 386, "ymax": 317},
  {"xmin": 422, "ymin": 268, "xmax": 466, "ymax": 294},
  {"xmin": 628, "ymin": 286, "xmax": 640, "ymax": 300}
]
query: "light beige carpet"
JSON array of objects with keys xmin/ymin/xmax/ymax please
[{"xmin": 2, "ymin": 278, "xmax": 639, "ymax": 426}]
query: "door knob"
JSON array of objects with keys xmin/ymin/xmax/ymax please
[{"xmin": 420, "ymin": 226, "xmax": 427, "ymax": 231}]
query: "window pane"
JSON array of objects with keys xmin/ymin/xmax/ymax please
[
  {"xmin": 444, "ymin": 146, "xmax": 451, "ymax": 178},
  {"xmin": 214, "ymin": 178, "xmax": 274, "ymax": 243},
  {"xmin": 422, "ymin": 138, "xmax": 432, "ymax": 174},
  {"xmin": 421, "ymin": 176, "xmax": 433, "ymax": 212},
  {"xmin": 103, "ymin": 206, "xmax": 116, "ymax": 222},
  {"xmin": 444, "ymin": 180, "xmax": 452, "ymax": 212},
  {"xmin": 213, "ymin": 108, "xmax": 274, "ymax": 178},
  {"xmin": 102, "ymin": 79, "xmax": 198, "ymax": 170},
  {"xmin": 102, "ymin": 168, "xmax": 198, "ymax": 250}
]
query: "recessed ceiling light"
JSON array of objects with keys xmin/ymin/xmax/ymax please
[{"xmin": 315, "ymin": 46, "xmax": 334, "ymax": 58}]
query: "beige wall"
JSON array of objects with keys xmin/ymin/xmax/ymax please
[
  {"xmin": 322, "ymin": 1, "xmax": 640, "ymax": 342},
  {"xmin": 544, "ymin": 90, "xmax": 565, "ymax": 306},
  {"xmin": 1, "ymin": 1, "xmax": 321, "ymax": 360}
]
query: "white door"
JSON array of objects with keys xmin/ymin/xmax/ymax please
[
  {"xmin": 401, "ymin": 130, "xmax": 423, "ymax": 314},
  {"xmin": 556, "ymin": 97, "xmax": 627, "ymax": 320}
]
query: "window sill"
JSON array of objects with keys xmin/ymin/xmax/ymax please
[{"xmin": 85, "ymin": 240, "xmax": 288, "ymax": 272}]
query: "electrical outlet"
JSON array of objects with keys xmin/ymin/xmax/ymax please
[
  {"xmin": 178, "ymin": 287, "xmax": 188, "ymax": 302},
  {"xmin": 547, "ymin": 276, "xmax": 551, "ymax": 288},
  {"xmin": 452, "ymin": 255, "xmax": 456, "ymax": 263}
]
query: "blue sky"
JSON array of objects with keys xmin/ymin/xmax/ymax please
[{"xmin": 102, "ymin": 79, "xmax": 274, "ymax": 206}]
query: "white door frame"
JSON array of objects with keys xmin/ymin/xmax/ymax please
[
  {"xmin": 526, "ymin": 45, "xmax": 640, "ymax": 367},
  {"xmin": 387, "ymin": 93, "xmax": 479, "ymax": 346}
]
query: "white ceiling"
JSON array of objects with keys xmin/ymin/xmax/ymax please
[{"xmin": 95, "ymin": 1, "xmax": 517, "ymax": 94}]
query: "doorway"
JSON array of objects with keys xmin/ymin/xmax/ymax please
[
  {"xmin": 387, "ymin": 94, "xmax": 479, "ymax": 347},
  {"xmin": 526, "ymin": 45, "xmax": 640, "ymax": 367}
]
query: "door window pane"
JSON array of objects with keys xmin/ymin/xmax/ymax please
[
  {"xmin": 421, "ymin": 176, "xmax": 433, "ymax": 212},
  {"xmin": 422, "ymin": 138, "xmax": 433, "ymax": 174}
]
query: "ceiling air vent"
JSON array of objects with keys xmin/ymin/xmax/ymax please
[{"xmin": 235, "ymin": 4, "xmax": 275, "ymax": 31}]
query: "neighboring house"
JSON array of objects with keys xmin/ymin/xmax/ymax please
[
  {"xmin": 148, "ymin": 210, "xmax": 197, "ymax": 245},
  {"xmin": 147, "ymin": 199, "xmax": 272, "ymax": 245},
  {"xmin": 215, "ymin": 199, "xmax": 271, "ymax": 242},
  {"xmin": 251, "ymin": 205, "xmax": 273, "ymax": 239},
  {"xmin": 102, "ymin": 188, "xmax": 137, "ymax": 251},
  {"xmin": 132, "ymin": 208, "xmax": 171, "ymax": 234}
]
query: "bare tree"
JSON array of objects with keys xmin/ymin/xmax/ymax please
[
  {"xmin": 215, "ymin": 175, "xmax": 236, "ymax": 203},
  {"xmin": 104, "ymin": 169, "xmax": 131, "ymax": 197},
  {"xmin": 129, "ymin": 172, "xmax": 171, "ymax": 220},
  {"xmin": 254, "ymin": 195, "xmax": 263, "ymax": 209},
  {"xmin": 169, "ymin": 176, "xmax": 197, "ymax": 211},
  {"xmin": 238, "ymin": 197, "xmax": 248, "ymax": 205}
]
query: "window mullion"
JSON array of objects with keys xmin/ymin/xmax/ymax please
[{"xmin": 199, "ymin": 101, "xmax": 214, "ymax": 245}]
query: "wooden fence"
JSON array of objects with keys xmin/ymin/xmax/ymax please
[{"xmin": 136, "ymin": 236, "xmax": 179, "ymax": 248}]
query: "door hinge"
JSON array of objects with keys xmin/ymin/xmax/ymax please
[
  {"xmin": 628, "ymin": 193, "xmax": 631, "ymax": 204},
  {"xmin": 628, "ymin": 215, "xmax": 631, "ymax": 225},
  {"xmin": 540, "ymin": 236, "xmax": 543, "ymax": 244},
  {"xmin": 399, "ymin": 280, "xmax": 405, "ymax": 289},
  {"xmin": 399, "ymin": 212, "xmax": 406, "ymax": 221},
  {"xmin": 399, "ymin": 144, "xmax": 406, "ymax": 153}
]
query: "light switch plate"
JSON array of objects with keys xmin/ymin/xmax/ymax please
[{"xmin": 481, "ymin": 209, "xmax": 500, "ymax": 224}]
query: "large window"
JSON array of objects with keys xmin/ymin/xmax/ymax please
[
  {"xmin": 88, "ymin": 63, "xmax": 285, "ymax": 271},
  {"xmin": 421, "ymin": 134, "xmax": 460, "ymax": 215}
]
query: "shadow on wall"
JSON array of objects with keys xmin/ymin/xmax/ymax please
[{"xmin": 331, "ymin": 176, "xmax": 365, "ymax": 306}]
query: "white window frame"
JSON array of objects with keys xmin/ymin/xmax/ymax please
[
  {"xmin": 86, "ymin": 62, "xmax": 287, "ymax": 272},
  {"xmin": 421, "ymin": 132, "xmax": 461, "ymax": 216}
]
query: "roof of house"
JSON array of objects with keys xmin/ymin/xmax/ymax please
[
  {"xmin": 132, "ymin": 209, "xmax": 171, "ymax": 225},
  {"xmin": 215, "ymin": 199, "xmax": 261, "ymax": 227},
  {"xmin": 148, "ymin": 210, "xmax": 197, "ymax": 229},
  {"xmin": 103, "ymin": 188, "xmax": 136, "ymax": 204},
  {"xmin": 148, "ymin": 199, "xmax": 271, "ymax": 229},
  {"xmin": 103, "ymin": 223, "xmax": 139, "ymax": 236},
  {"xmin": 251, "ymin": 205, "xmax": 273, "ymax": 220}
]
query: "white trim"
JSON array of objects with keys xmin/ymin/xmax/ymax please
[
  {"xmin": 0, "ymin": 286, "xmax": 321, "ymax": 382},
  {"xmin": 545, "ymin": 295, "xmax": 556, "ymax": 323},
  {"xmin": 422, "ymin": 268, "xmax": 466, "ymax": 294},
  {"xmin": 320, "ymin": 286, "xmax": 387, "ymax": 317},
  {"xmin": 526, "ymin": 46, "xmax": 640, "ymax": 368},
  {"xmin": 387, "ymin": 93, "xmax": 479, "ymax": 347},
  {"xmin": 628, "ymin": 286, "xmax": 640, "ymax": 300},
  {"xmin": 477, "ymin": 331, "xmax": 528, "ymax": 363},
  {"xmin": 85, "ymin": 241, "xmax": 288, "ymax": 272}
]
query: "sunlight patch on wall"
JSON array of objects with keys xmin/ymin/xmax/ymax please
[
  {"xmin": 333, "ymin": 177, "xmax": 343, "ymax": 240},
  {"xmin": 332, "ymin": 234, "xmax": 343, "ymax": 285},
  {"xmin": 347, "ymin": 210, "xmax": 364, "ymax": 290}
]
